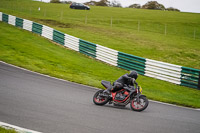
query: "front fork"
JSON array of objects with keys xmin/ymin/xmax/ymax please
[{"xmin": 136, "ymin": 93, "xmax": 141, "ymax": 103}]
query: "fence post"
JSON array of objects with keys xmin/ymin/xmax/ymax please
[
  {"xmin": 138, "ymin": 21, "xmax": 140, "ymax": 32},
  {"xmin": 111, "ymin": 17, "xmax": 112, "ymax": 28},
  {"xmin": 44, "ymin": 8, "xmax": 46, "ymax": 17},
  {"xmin": 30, "ymin": 7, "xmax": 32, "ymax": 15},
  {"xmin": 85, "ymin": 14, "xmax": 87, "ymax": 24},
  {"xmin": 60, "ymin": 10, "xmax": 63, "ymax": 21}
]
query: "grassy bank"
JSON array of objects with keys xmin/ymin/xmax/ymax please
[
  {"xmin": 0, "ymin": 22, "xmax": 200, "ymax": 108},
  {"xmin": 0, "ymin": 0, "xmax": 200, "ymax": 69},
  {"xmin": 0, "ymin": 127, "xmax": 17, "ymax": 133}
]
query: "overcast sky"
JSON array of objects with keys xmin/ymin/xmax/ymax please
[{"xmin": 39, "ymin": 0, "xmax": 200, "ymax": 13}]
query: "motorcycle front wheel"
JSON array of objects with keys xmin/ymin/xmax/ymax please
[
  {"xmin": 93, "ymin": 90, "xmax": 109, "ymax": 105},
  {"xmin": 130, "ymin": 95, "xmax": 149, "ymax": 112}
]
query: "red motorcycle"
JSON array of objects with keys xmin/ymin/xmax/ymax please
[{"xmin": 93, "ymin": 80, "xmax": 149, "ymax": 112}]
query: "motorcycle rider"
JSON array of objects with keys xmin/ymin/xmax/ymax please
[{"xmin": 103, "ymin": 71, "xmax": 138, "ymax": 94}]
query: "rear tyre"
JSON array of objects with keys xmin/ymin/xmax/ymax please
[
  {"xmin": 130, "ymin": 95, "xmax": 149, "ymax": 112},
  {"xmin": 93, "ymin": 90, "xmax": 109, "ymax": 105}
]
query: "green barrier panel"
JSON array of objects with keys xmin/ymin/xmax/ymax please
[
  {"xmin": 118, "ymin": 60, "xmax": 145, "ymax": 71},
  {"xmin": 118, "ymin": 56, "xmax": 145, "ymax": 68},
  {"xmin": 181, "ymin": 74, "xmax": 199, "ymax": 82},
  {"xmin": 79, "ymin": 45, "xmax": 96, "ymax": 58},
  {"xmin": 79, "ymin": 44, "xmax": 96, "ymax": 52},
  {"xmin": 79, "ymin": 39, "xmax": 96, "ymax": 58},
  {"xmin": 53, "ymin": 36, "xmax": 65, "ymax": 45},
  {"xmin": 2, "ymin": 13, "xmax": 8, "ymax": 23},
  {"xmin": 181, "ymin": 67, "xmax": 199, "ymax": 75},
  {"xmin": 15, "ymin": 17, "xmax": 23, "ymax": 28},
  {"xmin": 117, "ymin": 63, "xmax": 145, "ymax": 75},
  {"xmin": 53, "ymin": 30, "xmax": 65, "ymax": 45},
  {"xmin": 118, "ymin": 52, "xmax": 146, "ymax": 64},
  {"xmin": 117, "ymin": 52, "xmax": 146, "ymax": 75},
  {"xmin": 79, "ymin": 49, "xmax": 96, "ymax": 57},
  {"xmin": 180, "ymin": 82, "xmax": 198, "ymax": 89},
  {"xmin": 79, "ymin": 46, "xmax": 96, "ymax": 57},
  {"xmin": 32, "ymin": 22, "xmax": 43, "ymax": 35},
  {"xmin": 181, "ymin": 66, "xmax": 200, "ymax": 89}
]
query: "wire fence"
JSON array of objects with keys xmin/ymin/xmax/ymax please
[{"xmin": 0, "ymin": 1, "xmax": 200, "ymax": 40}]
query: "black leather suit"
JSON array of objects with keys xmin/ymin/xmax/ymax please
[{"xmin": 112, "ymin": 74, "xmax": 133, "ymax": 92}]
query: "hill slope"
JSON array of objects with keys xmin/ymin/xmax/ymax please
[{"xmin": 0, "ymin": 0, "xmax": 200, "ymax": 69}]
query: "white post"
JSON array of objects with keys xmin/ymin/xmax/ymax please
[
  {"xmin": 60, "ymin": 10, "xmax": 63, "ymax": 21},
  {"xmin": 111, "ymin": 17, "xmax": 112, "ymax": 28},
  {"xmin": 85, "ymin": 15, "xmax": 87, "ymax": 24},
  {"xmin": 138, "ymin": 21, "xmax": 140, "ymax": 32},
  {"xmin": 30, "ymin": 7, "xmax": 32, "ymax": 14},
  {"xmin": 44, "ymin": 8, "xmax": 46, "ymax": 17}
]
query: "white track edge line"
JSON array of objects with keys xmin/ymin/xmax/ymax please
[{"xmin": 0, "ymin": 121, "xmax": 42, "ymax": 133}]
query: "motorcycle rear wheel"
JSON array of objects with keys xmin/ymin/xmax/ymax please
[
  {"xmin": 93, "ymin": 90, "xmax": 109, "ymax": 105},
  {"xmin": 130, "ymin": 95, "xmax": 149, "ymax": 112}
]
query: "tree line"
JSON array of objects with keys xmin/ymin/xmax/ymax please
[{"xmin": 50, "ymin": 0, "xmax": 180, "ymax": 12}]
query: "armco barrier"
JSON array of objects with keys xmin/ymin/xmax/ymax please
[
  {"xmin": 1, "ymin": 12, "xmax": 200, "ymax": 90},
  {"xmin": 118, "ymin": 52, "xmax": 146, "ymax": 75},
  {"xmin": 42, "ymin": 25, "xmax": 53, "ymax": 40},
  {"xmin": 2, "ymin": 13, "xmax": 8, "ymax": 23},
  {"xmin": 23, "ymin": 19, "xmax": 33, "ymax": 32},
  {"xmin": 53, "ymin": 29, "xmax": 65, "ymax": 45},
  {"xmin": 64, "ymin": 34, "xmax": 79, "ymax": 52},
  {"xmin": 32, "ymin": 22, "xmax": 43, "ymax": 35},
  {"xmin": 145, "ymin": 59, "xmax": 182, "ymax": 85},
  {"xmin": 0, "ymin": 12, "xmax": 2, "ymax": 21},
  {"xmin": 181, "ymin": 67, "xmax": 200, "ymax": 89},
  {"xmin": 8, "ymin": 15, "xmax": 16, "ymax": 26},
  {"xmin": 96, "ymin": 44, "xmax": 118, "ymax": 66},
  {"xmin": 79, "ymin": 39, "xmax": 96, "ymax": 58},
  {"xmin": 16, "ymin": 17, "xmax": 23, "ymax": 28}
]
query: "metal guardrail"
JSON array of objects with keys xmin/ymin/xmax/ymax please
[{"xmin": 1, "ymin": 12, "xmax": 199, "ymax": 89}]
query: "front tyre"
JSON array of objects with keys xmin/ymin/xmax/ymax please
[
  {"xmin": 93, "ymin": 90, "xmax": 109, "ymax": 105},
  {"xmin": 130, "ymin": 95, "xmax": 149, "ymax": 112}
]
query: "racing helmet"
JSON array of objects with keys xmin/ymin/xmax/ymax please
[{"xmin": 128, "ymin": 71, "xmax": 138, "ymax": 80}]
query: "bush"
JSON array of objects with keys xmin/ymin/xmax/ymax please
[
  {"xmin": 50, "ymin": 0, "xmax": 61, "ymax": 3},
  {"xmin": 129, "ymin": 4, "xmax": 141, "ymax": 9},
  {"xmin": 142, "ymin": 1, "xmax": 165, "ymax": 10},
  {"xmin": 166, "ymin": 7, "xmax": 180, "ymax": 12}
]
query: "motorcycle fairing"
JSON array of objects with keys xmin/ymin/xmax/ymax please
[{"xmin": 112, "ymin": 89, "xmax": 130, "ymax": 103}]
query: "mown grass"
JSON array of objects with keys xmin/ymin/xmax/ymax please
[
  {"xmin": 0, "ymin": 0, "xmax": 200, "ymax": 69},
  {"xmin": 0, "ymin": 127, "xmax": 17, "ymax": 133},
  {"xmin": 0, "ymin": 22, "xmax": 200, "ymax": 108}
]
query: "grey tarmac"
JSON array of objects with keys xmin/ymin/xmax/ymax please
[{"xmin": 0, "ymin": 62, "xmax": 199, "ymax": 133}]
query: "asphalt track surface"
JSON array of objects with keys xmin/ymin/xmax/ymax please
[{"xmin": 0, "ymin": 62, "xmax": 200, "ymax": 133}]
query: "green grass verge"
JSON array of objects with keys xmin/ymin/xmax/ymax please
[
  {"xmin": 0, "ymin": 127, "xmax": 17, "ymax": 133},
  {"xmin": 0, "ymin": 0, "xmax": 200, "ymax": 69},
  {"xmin": 0, "ymin": 22, "xmax": 200, "ymax": 108}
]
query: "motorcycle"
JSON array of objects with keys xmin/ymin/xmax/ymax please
[{"xmin": 93, "ymin": 80, "xmax": 149, "ymax": 112}]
